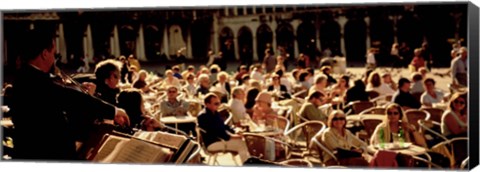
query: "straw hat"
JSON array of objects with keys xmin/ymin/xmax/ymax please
[{"xmin": 255, "ymin": 91, "xmax": 272, "ymax": 104}]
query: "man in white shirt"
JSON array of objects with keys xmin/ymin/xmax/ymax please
[
  {"xmin": 228, "ymin": 87, "xmax": 250, "ymax": 126},
  {"xmin": 366, "ymin": 48, "xmax": 376, "ymax": 69},
  {"xmin": 451, "ymin": 47, "xmax": 468, "ymax": 87},
  {"xmin": 250, "ymin": 66, "xmax": 264, "ymax": 82}
]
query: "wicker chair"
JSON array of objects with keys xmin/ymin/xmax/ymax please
[
  {"xmin": 275, "ymin": 116, "xmax": 291, "ymax": 134},
  {"xmin": 285, "ymin": 121, "xmax": 326, "ymax": 158},
  {"xmin": 279, "ymin": 159, "xmax": 313, "ymax": 167},
  {"xmin": 308, "ymin": 130, "xmax": 339, "ymax": 166},
  {"xmin": 242, "ymin": 133, "xmax": 292, "ymax": 161},
  {"xmin": 419, "ymin": 107, "xmax": 444, "ymax": 123},
  {"xmin": 359, "ymin": 107, "xmax": 386, "ymax": 115},
  {"xmin": 345, "ymin": 101, "xmax": 375, "ymax": 115},
  {"xmin": 196, "ymin": 127, "xmax": 239, "ymax": 166},
  {"xmin": 360, "ymin": 117, "xmax": 383, "ymax": 142},
  {"xmin": 367, "ymin": 90, "xmax": 380, "ymax": 99},
  {"xmin": 404, "ymin": 109, "xmax": 431, "ymax": 130}
]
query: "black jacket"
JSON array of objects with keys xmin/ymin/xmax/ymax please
[
  {"xmin": 11, "ymin": 65, "xmax": 116, "ymax": 160},
  {"xmin": 197, "ymin": 108, "xmax": 234, "ymax": 147}
]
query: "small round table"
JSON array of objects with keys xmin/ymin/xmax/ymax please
[{"xmin": 160, "ymin": 116, "xmax": 197, "ymax": 134}]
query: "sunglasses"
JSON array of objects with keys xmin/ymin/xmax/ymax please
[
  {"xmin": 454, "ymin": 100, "xmax": 465, "ymax": 105},
  {"xmin": 332, "ymin": 117, "xmax": 346, "ymax": 121},
  {"xmin": 168, "ymin": 90, "xmax": 177, "ymax": 93},
  {"xmin": 387, "ymin": 111, "xmax": 400, "ymax": 115},
  {"xmin": 211, "ymin": 102, "xmax": 221, "ymax": 106}
]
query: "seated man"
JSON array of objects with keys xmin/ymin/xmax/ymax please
[
  {"xmin": 298, "ymin": 91, "xmax": 328, "ymax": 122},
  {"xmin": 160, "ymin": 85, "xmax": 195, "ymax": 136},
  {"xmin": 228, "ymin": 87, "xmax": 252, "ymax": 126},
  {"xmin": 197, "ymin": 93, "xmax": 250, "ymax": 163},
  {"xmin": 392, "ymin": 78, "xmax": 421, "ymax": 110}
]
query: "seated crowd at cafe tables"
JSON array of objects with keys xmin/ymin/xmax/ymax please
[{"xmin": 1, "ymin": 51, "xmax": 469, "ymax": 169}]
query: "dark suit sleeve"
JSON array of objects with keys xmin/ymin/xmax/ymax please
[
  {"xmin": 198, "ymin": 113, "xmax": 231, "ymax": 141},
  {"xmin": 57, "ymin": 84, "xmax": 116, "ymax": 120},
  {"xmin": 281, "ymin": 85, "xmax": 291, "ymax": 99}
]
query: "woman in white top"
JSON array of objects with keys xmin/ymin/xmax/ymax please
[
  {"xmin": 420, "ymin": 78, "xmax": 444, "ymax": 107},
  {"xmin": 366, "ymin": 72, "xmax": 395, "ymax": 96},
  {"xmin": 441, "ymin": 92, "xmax": 468, "ymax": 139},
  {"xmin": 160, "ymin": 69, "xmax": 181, "ymax": 89}
]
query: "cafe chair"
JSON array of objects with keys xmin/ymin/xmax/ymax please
[
  {"xmin": 285, "ymin": 121, "xmax": 326, "ymax": 158},
  {"xmin": 196, "ymin": 127, "xmax": 239, "ymax": 166},
  {"xmin": 359, "ymin": 117, "xmax": 383, "ymax": 142},
  {"xmin": 417, "ymin": 119, "xmax": 448, "ymax": 147},
  {"xmin": 319, "ymin": 103, "xmax": 333, "ymax": 117},
  {"xmin": 460, "ymin": 157, "xmax": 469, "ymax": 170},
  {"xmin": 308, "ymin": 131, "xmax": 339, "ymax": 166},
  {"xmin": 419, "ymin": 107, "xmax": 444, "ymax": 123},
  {"xmin": 404, "ymin": 109, "xmax": 431, "ymax": 130},
  {"xmin": 242, "ymin": 133, "xmax": 292, "ymax": 162},
  {"xmin": 295, "ymin": 112, "xmax": 310, "ymax": 123},
  {"xmin": 430, "ymin": 137, "xmax": 468, "ymax": 168},
  {"xmin": 411, "ymin": 92, "xmax": 423, "ymax": 103},
  {"xmin": 344, "ymin": 101, "xmax": 375, "ymax": 115},
  {"xmin": 359, "ymin": 107, "xmax": 386, "ymax": 115},
  {"xmin": 275, "ymin": 116, "xmax": 291, "ymax": 134},
  {"xmin": 278, "ymin": 158, "xmax": 313, "ymax": 167},
  {"xmin": 185, "ymin": 141, "xmax": 202, "ymax": 164}
]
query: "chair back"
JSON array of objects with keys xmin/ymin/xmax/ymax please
[
  {"xmin": 319, "ymin": 103, "xmax": 333, "ymax": 117},
  {"xmin": 420, "ymin": 107, "xmax": 444, "ymax": 123},
  {"xmin": 450, "ymin": 137, "xmax": 468, "ymax": 168},
  {"xmin": 412, "ymin": 93, "xmax": 423, "ymax": 103},
  {"xmin": 218, "ymin": 105, "xmax": 232, "ymax": 125},
  {"xmin": 404, "ymin": 109, "xmax": 431, "ymax": 130},
  {"xmin": 275, "ymin": 116, "xmax": 290, "ymax": 134},
  {"xmin": 243, "ymin": 133, "xmax": 268, "ymax": 159},
  {"xmin": 359, "ymin": 107, "xmax": 386, "ymax": 115},
  {"xmin": 308, "ymin": 131, "xmax": 338, "ymax": 165},
  {"xmin": 185, "ymin": 141, "xmax": 202, "ymax": 164},
  {"xmin": 279, "ymin": 159, "xmax": 313, "ymax": 167},
  {"xmin": 295, "ymin": 112, "xmax": 310, "ymax": 123},
  {"xmin": 351, "ymin": 101, "xmax": 375, "ymax": 114},
  {"xmin": 361, "ymin": 118, "xmax": 383, "ymax": 140},
  {"xmin": 285, "ymin": 121, "xmax": 326, "ymax": 149}
]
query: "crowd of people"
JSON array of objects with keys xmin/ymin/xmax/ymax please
[{"xmin": 1, "ymin": 27, "xmax": 470, "ymax": 169}]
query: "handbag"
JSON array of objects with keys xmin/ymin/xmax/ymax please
[{"xmin": 334, "ymin": 148, "xmax": 362, "ymax": 159}]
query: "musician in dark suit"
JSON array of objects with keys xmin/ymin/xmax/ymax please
[{"xmin": 10, "ymin": 28, "xmax": 129, "ymax": 161}]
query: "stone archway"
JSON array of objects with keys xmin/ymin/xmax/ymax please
[
  {"xmin": 238, "ymin": 26, "xmax": 253, "ymax": 65},
  {"xmin": 256, "ymin": 24, "xmax": 273, "ymax": 62},
  {"xmin": 320, "ymin": 19, "xmax": 341, "ymax": 57},
  {"xmin": 344, "ymin": 18, "xmax": 367, "ymax": 62},
  {"xmin": 276, "ymin": 23, "xmax": 295, "ymax": 59},
  {"xmin": 297, "ymin": 21, "xmax": 317, "ymax": 59},
  {"xmin": 144, "ymin": 24, "xmax": 163, "ymax": 60},
  {"xmin": 119, "ymin": 25, "xmax": 137, "ymax": 57},
  {"xmin": 219, "ymin": 27, "xmax": 235, "ymax": 61}
]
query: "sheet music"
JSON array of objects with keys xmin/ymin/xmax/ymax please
[
  {"xmin": 93, "ymin": 135, "xmax": 130, "ymax": 162},
  {"xmin": 151, "ymin": 131, "xmax": 186, "ymax": 149},
  {"xmin": 112, "ymin": 139, "xmax": 172, "ymax": 163}
]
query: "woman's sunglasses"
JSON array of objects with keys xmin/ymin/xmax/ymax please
[
  {"xmin": 387, "ymin": 111, "xmax": 400, "ymax": 115},
  {"xmin": 332, "ymin": 117, "xmax": 346, "ymax": 121},
  {"xmin": 454, "ymin": 100, "xmax": 465, "ymax": 105}
]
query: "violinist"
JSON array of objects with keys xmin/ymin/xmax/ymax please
[{"xmin": 10, "ymin": 27, "xmax": 130, "ymax": 160}]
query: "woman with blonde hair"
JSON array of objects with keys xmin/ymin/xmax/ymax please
[
  {"xmin": 441, "ymin": 91, "xmax": 468, "ymax": 139},
  {"xmin": 321, "ymin": 110, "xmax": 369, "ymax": 166},
  {"xmin": 370, "ymin": 103, "xmax": 416, "ymax": 145}
]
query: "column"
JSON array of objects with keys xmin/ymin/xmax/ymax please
[
  {"xmin": 316, "ymin": 23, "xmax": 322, "ymax": 51},
  {"xmin": 233, "ymin": 7, "xmax": 238, "ymax": 16},
  {"xmin": 186, "ymin": 26, "xmax": 193, "ymax": 59},
  {"xmin": 233, "ymin": 34, "xmax": 239, "ymax": 60},
  {"xmin": 252, "ymin": 5, "xmax": 256, "ymax": 14},
  {"xmin": 135, "ymin": 24, "xmax": 147, "ymax": 61},
  {"xmin": 243, "ymin": 6, "xmax": 247, "ymax": 15},
  {"xmin": 364, "ymin": 16, "xmax": 371, "ymax": 50},
  {"xmin": 262, "ymin": 6, "xmax": 266, "ymax": 14},
  {"xmin": 391, "ymin": 15, "xmax": 399, "ymax": 44},
  {"xmin": 58, "ymin": 23, "xmax": 67, "ymax": 64},
  {"xmin": 224, "ymin": 7, "xmax": 229, "ymax": 16},
  {"xmin": 213, "ymin": 14, "xmax": 220, "ymax": 53},
  {"xmin": 337, "ymin": 16, "xmax": 348, "ymax": 57},
  {"xmin": 83, "ymin": 24, "xmax": 94, "ymax": 63},
  {"xmin": 162, "ymin": 24, "xmax": 170, "ymax": 60}
]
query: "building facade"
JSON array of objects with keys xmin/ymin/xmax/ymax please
[{"xmin": 3, "ymin": 3, "xmax": 468, "ymax": 70}]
